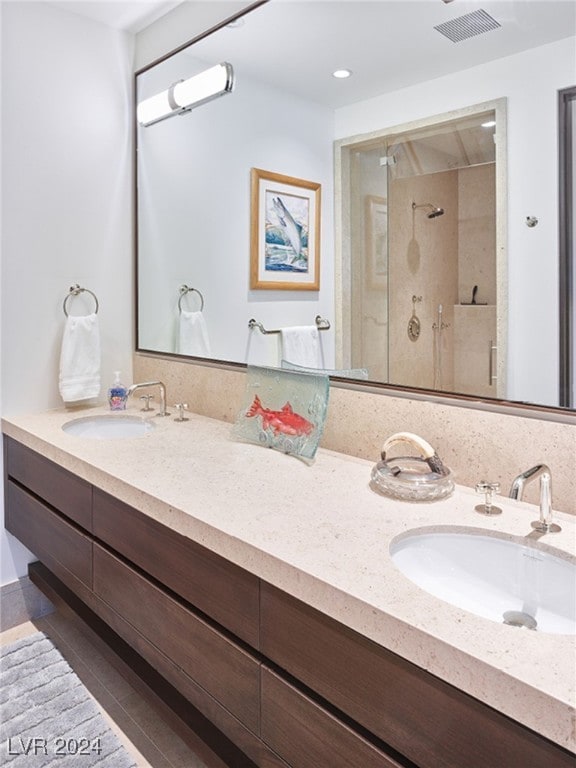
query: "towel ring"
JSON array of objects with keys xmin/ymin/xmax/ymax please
[
  {"xmin": 178, "ymin": 284, "xmax": 204, "ymax": 312},
  {"xmin": 63, "ymin": 284, "xmax": 99, "ymax": 317}
]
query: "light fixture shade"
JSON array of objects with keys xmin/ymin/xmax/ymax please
[
  {"xmin": 173, "ymin": 63, "xmax": 234, "ymax": 109},
  {"xmin": 136, "ymin": 90, "xmax": 174, "ymax": 127},
  {"xmin": 137, "ymin": 62, "xmax": 234, "ymax": 127}
]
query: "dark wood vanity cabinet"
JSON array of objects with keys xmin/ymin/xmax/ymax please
[
  {"xmin": 92, "ymin": 487, "xmax": 259, "ymax": 648},
  {"xmin": 4, "ymin": 435, "xmax": 575, "ymax": 768},
  {"xmin": 260, "ymin": 584, "xmax": 575, "ymax": 768},
  {"xmin": 261, "ymin": 666, "xmax": 404, "ymax": 768},
  {"xmin": 5, "ymin": 436, "xmax": 92, "ymax": 530},
  {"xmin": 5, "ymin": 481, "xmax": 93, "ymax": 591},
  {"xmin": 93, "ymin": 543, "xmax": 260, "ymax": 734},
  {"xmin": 4, "ymin": 438, "xmax": 93, "ymax": 592}
]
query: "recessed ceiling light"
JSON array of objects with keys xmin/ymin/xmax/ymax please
[
  {"xmin": 333, "ymin": 69, "xmax": 352, "ymax": 79},
  {"xmin": 481, "ymin": 120, "xmax": 496, "ymax": 128}
]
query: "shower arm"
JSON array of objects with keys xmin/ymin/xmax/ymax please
[{"xmin": 412, "ymin": 201, "xmax": 445, "ymax": 219}]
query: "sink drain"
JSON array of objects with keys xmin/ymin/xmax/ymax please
[{"xmin": 502, "ymin": 611, "xmax": 537, "ymax": 630}]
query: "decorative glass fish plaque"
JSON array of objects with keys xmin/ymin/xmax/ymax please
[{"xmin": 231, "ymin": 365, "xmax": 330, "ymax": 462}]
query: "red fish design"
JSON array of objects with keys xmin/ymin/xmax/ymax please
[{"xmin": 246, "ymin": 395, "xmax": 314, "ymax": 436}]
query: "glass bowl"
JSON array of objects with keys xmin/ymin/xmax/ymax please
[{"xmin": 370, "ymin": 456, "xmax": 454, "ymax": 502}]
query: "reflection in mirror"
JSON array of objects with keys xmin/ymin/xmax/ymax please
[
  {"xmin": 336, "ymin": 102, "xmax": 505, "ymax": 398},
  {"xmin": 136, "ymin": 0, "xmax": 575, "ymax": 412}
]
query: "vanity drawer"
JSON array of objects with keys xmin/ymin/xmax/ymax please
[
  {"xmin": 261, "ymin": 666, "xmax": 403, "ymax": 768},
  {"xmin": 261, "ymin": 584, "xmax": 574, "ymax": 768},
  {"xmin": 93, "ymin": 544, "xmax": 260, "ymax": 734},
  {"xmin": 5, "ymin": 480, "xmax": 92, "ymax": 589},
  {"xmin": 5, "ymin": 437, "xmax": 92, "ymax": 530},
  {"xmin": 92, "ymin": 488, "xmax": 259, "ymax": 647}
]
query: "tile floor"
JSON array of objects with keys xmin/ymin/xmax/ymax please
[{"xmin": 0, "ymin": 611, "xmax": 228, "ymax": 768}]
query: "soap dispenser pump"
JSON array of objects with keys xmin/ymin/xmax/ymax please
[{"xmin": 108, "ymin": 371, "xmax": 127, "ymax": 411}]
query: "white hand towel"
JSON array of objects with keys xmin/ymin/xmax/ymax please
[
  {"xmin": 179, "ymin": 310, "xmax": 211, "ymax": 356},
  {"xmin": 280, "ymin": 325, "xmax": 322, "ymax": 368},
  {"xmin": 59, "ymin": 313, "xmax": 101, "ymax": 403}
]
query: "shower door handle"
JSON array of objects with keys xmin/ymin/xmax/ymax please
[{"xmin": 488, "ymin": 340, "xmax": 497, "ymax": 386}]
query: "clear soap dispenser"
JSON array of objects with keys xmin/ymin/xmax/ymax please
[{"xmin": 108, "ymin": 371, "xmax": 127, "ymax": 411}]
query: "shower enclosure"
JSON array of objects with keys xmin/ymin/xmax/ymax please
[{"xmin": 336, "ymin": 101, "xmax": 506, "ymax": 399}]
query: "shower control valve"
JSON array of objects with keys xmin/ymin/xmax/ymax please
[{"xmin": 475, "ymin": 481, "xmax": 502, "ymax": 516}]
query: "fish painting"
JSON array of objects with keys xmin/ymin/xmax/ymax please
[
  {"xmin": 246, "ymin": 394, "xmax": 314, "ymax": 437},
  {"xmin": 264, "ymin": 191, "xmax": 310, "ymax": 273},
  {"xmin": 271, "ymin": 196, "xmax": 303, "ymax": 262}
]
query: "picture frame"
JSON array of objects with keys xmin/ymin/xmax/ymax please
[
  {"xmin": 250, "ymin": 167, "xmax": 321, "ymax": 290},
  {"xmin": 365, "ymin": 195, "xmax": 388, "ymax": 290}
]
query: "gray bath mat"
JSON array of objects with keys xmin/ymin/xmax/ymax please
[{"xmin": 0, "ymin": 631, "xmax": 137, "ymax": 767}]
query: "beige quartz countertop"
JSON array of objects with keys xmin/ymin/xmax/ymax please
[{"xmin": 3, "ymin": 405, "xmax": 576, "ymax": 753}]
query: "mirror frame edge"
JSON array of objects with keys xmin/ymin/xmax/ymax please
[{"xmin": 559, "ymin": 85, "xmax": 575, "ymax": 409}]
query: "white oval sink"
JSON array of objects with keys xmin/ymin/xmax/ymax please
[
  {"xmin": 390, "ymin": 528, "xmax": 576, "ymax": 635},
  {"xmin": 62, "ymin": 415, "xmax": 156, "ymax": 439}
]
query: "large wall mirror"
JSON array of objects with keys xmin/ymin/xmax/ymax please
[{"xmin": 136, "ymin": 0, "xmax": 576, "ymax": 412}]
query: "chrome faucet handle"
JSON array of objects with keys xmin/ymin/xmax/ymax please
[
  {"xmin": 510, "ymin": 464, "xmax": 561, "ymax": 533},
  {"xmin": 475, "ymin": 481, "xmax": 502, "ymax": 516},
  {"xmin": 173, "ymin": 403, "xmax": 189, "ymax": 422},
  {"xmin": 139, "ymin": 394, "xmax": 155, "ymax": 412},
  {"xmin": 530, "ymin": 472, "xmax": 561, "ymax": 533},
  {"xmin": 128, "ymin": 381, "xmax": 169, "ymax": 417}
]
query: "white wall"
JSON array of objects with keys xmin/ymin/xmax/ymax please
[
  {"xmin": 335, "ymin": 36, "xmax": 576, "ymax": 406},
  {"xmin": 0, "ymin": 2, "xmax": 134, "ymax": 585}
]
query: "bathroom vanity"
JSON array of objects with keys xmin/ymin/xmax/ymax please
[{"xmin": 3, "ymin": 407, "xmax": 575, "ymax": 768}]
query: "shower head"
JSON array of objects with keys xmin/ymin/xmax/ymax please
[{"xmin": 412, "ymin": 201, "xmax": 445, "ymax": 219}]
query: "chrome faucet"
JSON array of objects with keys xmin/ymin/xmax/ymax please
[
  {"xmin": 127, "ymin": 381, "xmax": 169, "ymax": 416},
  {"xmin": 509, "ymin": 464, "xmax": 561, "ymax": 533}
]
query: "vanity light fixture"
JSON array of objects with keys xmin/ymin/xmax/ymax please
[
  {"xmin": 332, "ymin": 68, "xmax": 352, "ymax": 79},
  {"xmin": 137, "ymin": 62, "xmax": 234, "ymax": 127}
]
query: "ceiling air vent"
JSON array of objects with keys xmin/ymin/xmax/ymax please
[{"xmin": 434, "ymin": 9, "xmax": 501, "ymax": 43}]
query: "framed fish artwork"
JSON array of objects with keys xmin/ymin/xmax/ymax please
[
  {"xmin": 231, "ymin": 365, "xmax": 330, "ymax": 462},
  {"xmin": 250, "ymin": 168, "xmax": 321, "ymax": 290}
]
